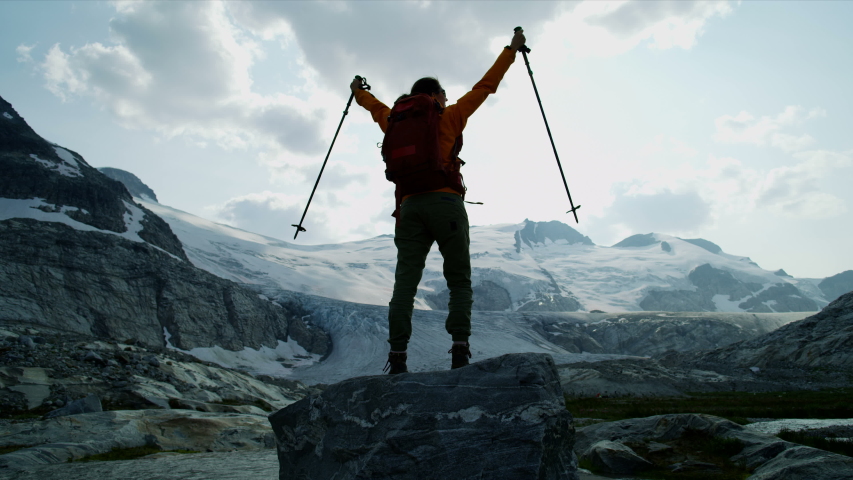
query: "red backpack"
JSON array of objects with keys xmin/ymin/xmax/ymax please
[{"xmin": 381, "ymin": 94, "xmax": 464, "ymax": 201}]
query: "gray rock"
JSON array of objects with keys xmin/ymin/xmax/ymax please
[
  {"xmin": 44, "ymin": 394, "xmax": 102, "ymax": 419},
  {"xmin": 0, "ymin": 449, "xmax": 278, "ymax": 480},
  {"xmin": 84, "ymin": 351, "xmax": 105, "ymax": 364},
  {"xmin": 574, "ymin": 414, "xmax": 853, "ymax": 480},
  {"xmin": 581, "ymin": 440, "xmax": 652, "ymax": 474},
  {"xmin": 0, "ymin": 219, "xmax": 329, "ymax": 354},
  {"xmin": 18, "ymin": 335, "xmax": 36, "ymax": 349},
  {"xmin": 818, "ymin": 270, "xmax": 853, "ymax": 303},
  {"xmin": 747, "ymin": 445, "xmax": 853, "ymax": 479},
  {"xmin": 269, "ymin": 353, "xmax": 578, "ymax": 480}
]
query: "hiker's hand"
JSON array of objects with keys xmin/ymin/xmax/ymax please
[
  {"xmin": 510, "ymin": 29, "xmax": 526, "ymax": 51},
  {"xmin": 350, "ymin": 77, "xmax": 362, "ymax": 93}
]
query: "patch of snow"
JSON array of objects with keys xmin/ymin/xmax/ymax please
[
  {"xmin": 750, "ymin": 366, "xmax": 760, "ymax": 373},
  {"xmin": 3, "ymin": 112, "xmax": 13, "ymax": 120},
  {"xmin": 164, "ymin": 330, "xmax": 321, "ymax": 377},
  {"xmin": 53, "ymin": 146, "xmax": 80, "ymax": 168},
  {"xmin": 0, "ymin": 197, "xmax": 181, "ymax": 261},
  {"xmin": 713, "ymin": 294, "xmax": 744, "ymax": 312},
  {"xmin": 163, "ymin": 327, "xmax": 177, "ymax": 349},
  {"xmin": 29, "ymin": 152, "xmax": 81, "ymax": 177},
  {"xmin": 121, "ymin": 200, "xmax": 145, "ymax": 242}
]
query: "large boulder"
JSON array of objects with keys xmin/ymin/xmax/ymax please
[{"xmin": 269, "ymin": 353, "xmax": 578, "ymax": 480}]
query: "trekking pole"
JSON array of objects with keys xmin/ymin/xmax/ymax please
[
  {"xmin": 292, "ymin": 75, "xmax": 371, "ymax": 239},
  {"xmin": 514, "ymin": 26, "xmax": 581, "ymax": 223}
]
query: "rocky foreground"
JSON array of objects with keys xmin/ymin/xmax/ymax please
[{"xmin": 0, "ymin": 323, "xmax": 317, "ymax": 473}]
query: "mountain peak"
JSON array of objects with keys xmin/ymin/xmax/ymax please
[
  {"xmin": 99, "ymin": 167, "xmax": 158, "ymax": 202},
  {"xmin": 514, "ymin": 219, "xmax": 594, "ymax": 252},
  {"xmin": 612, "ymin": 233, "xmax": 658, "ymax": 248}
]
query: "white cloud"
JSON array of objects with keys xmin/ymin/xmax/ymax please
[
  {"xmin": 228, "ymin": 1, "xmax": 560, "ymax": 93},
  {"xmin": 607, "ymin": 187, "xmax": 712, "ymax": 233},
  {"xmin": 542, "ymin": 0, "xmax": 734, "ymax": 58},
  {"xmin": 16, "ymin": 44, "xmax": 35, "ymax": 63},
  {"xmin": 696, "ymin": 150, "xmax": 850, "ymax": 220},
  {"xmin": 35, "ymin": 1, "xmax": 326, "ymax": 155},
  {"xmin": 714, "ymin": 106, "xmax": 824, "ymax": 151}
]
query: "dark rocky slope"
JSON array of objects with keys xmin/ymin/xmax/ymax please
[
  {"xmin": 0, "ymin": 94, "xmax": 328, "ymax": 354},
  {"xmin": 1, "ymin": 95, "xmax": 184, "ymax": 259},
  {"xmin": 694, "ymin": 289, "xmax": 853, "ymax": 369}
]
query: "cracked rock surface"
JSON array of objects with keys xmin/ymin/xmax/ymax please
[{"xmin": 269, "ymin": 352, "xmax": 578, "ymax": 480}]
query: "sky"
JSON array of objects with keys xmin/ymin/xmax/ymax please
[{"xmin": 1, "ymin": 0, "xmax": 851, "ymax": 279}]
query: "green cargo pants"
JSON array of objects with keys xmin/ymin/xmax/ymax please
[{"xmin": 388, "ymin": 192, "xmax": 473, "ymax": 351}]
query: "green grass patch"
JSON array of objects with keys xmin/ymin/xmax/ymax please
[
  {"xmin": 566, "ymin": 388, "xmax": 853, "ymax": 424},
  {"xmin": 74, "ymin": 446, "xmax": 200, "ymax": 462},
  {"xmin": 777, "ymin": 429, "xmax": 853, "ymax": 457}
]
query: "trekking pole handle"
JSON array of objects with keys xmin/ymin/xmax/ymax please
[
  {"xmin": 513, "ymin": 26, "xmax": 531, "ymax": 54},
  {"xmin": 354, "ymin": 75, "xmax": 371, "ymax": 91}
]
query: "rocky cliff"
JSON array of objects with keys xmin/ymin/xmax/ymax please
[
  {"xmin": 0, "ymin": 94, "xmax": 328, "ymax": 355},
  {"xmin": 1, "ymin": 95, "xmax": 184, "ymax": 259}
]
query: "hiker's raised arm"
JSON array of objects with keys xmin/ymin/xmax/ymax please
[
  {"xmin": 441, "ymin": 30, "xmax": 521, "ymax": 133},
  {"xmin": 352, "ymin": 77, "xmax": 391, "ymax": 133}
]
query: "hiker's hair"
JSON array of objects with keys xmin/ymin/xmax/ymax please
[
  {"xmin": 410, "ymin": 77, "xmax": 442, "ymax": 95},
  {"xmin": 396, "ymin": 77, "xmax": 442, "ymax": 102}
]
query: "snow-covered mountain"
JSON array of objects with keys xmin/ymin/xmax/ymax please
[{"xmin": 137, "ymin": 199, "xmax": 836, "ymax": 315}]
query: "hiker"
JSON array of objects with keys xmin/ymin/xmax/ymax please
[{"xmin": 351, "ymin": 28, "xmax": 527, "ymax": 374}]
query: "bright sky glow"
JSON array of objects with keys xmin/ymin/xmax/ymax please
[{"xmin": 1, "ymin": 1, "xmax": 851, "ymax": 278}]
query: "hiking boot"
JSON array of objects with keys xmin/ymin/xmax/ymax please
[
  {"xmin": 448, "ymin": 342, "xmax": 472, "ymax": 369},
  {"xmin": 383, "ymin": 351, "xmax": 408, "ymax": 374}
]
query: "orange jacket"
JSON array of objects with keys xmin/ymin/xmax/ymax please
[{"xmin": 355, "ymin": 47, "xmax": 516, "ymax": 198}]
